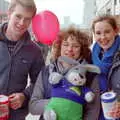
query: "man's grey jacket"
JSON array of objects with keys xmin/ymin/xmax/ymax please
[{"xmin": 0, "ymin": 23, "xmax": 45, "ymax": 120}]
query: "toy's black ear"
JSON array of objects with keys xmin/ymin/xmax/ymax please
[{"xmin": 85, "ymin": 64, "xmax": 101, "ymax": 74}]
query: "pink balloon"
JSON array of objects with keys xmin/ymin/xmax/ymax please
[{"xmin": 32, "ymin": 10, "xmax": 60, "ymax": 45}]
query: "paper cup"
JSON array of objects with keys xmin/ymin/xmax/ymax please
[
  {"xmin": 0, "ymin": 95, "xmax": 9, "ymax": 120},
  {"xmin": 101, "ymin": 91, "xmax": 117, "ymax": 120}
]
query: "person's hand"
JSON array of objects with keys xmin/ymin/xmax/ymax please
[
  {"xmin": 8, "ymin": 93, "xmax": 25, "ymax": 110},
  {"xmin": 107, "ymin": 102, "xmax": 120, "ymax": 119}
]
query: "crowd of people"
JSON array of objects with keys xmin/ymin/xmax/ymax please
[{"xmin": 0, "ymin": 0, "xmax": 120, "ymax": 120}]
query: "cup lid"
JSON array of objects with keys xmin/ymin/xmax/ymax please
[
  {"xmin": 101, "ymin": 91, "xmax": 116, "ymax": 103},
  {"xmin": 0, "ymin": 95, "xmax": 8, "ymax": 102}
]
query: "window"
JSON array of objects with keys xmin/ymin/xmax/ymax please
[{"xmin": 106, "ymin": 9, "xmax": 111, "ymax": 15}]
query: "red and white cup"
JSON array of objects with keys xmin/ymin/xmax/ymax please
[{"xmin": 0, "ymin": 95, "xmax": 9, "ymax": 120}]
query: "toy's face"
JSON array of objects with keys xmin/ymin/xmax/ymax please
[{"xmin": 67, "ymin": 71, "xmax": 86, "ymax": 86}]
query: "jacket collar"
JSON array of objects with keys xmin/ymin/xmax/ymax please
[
  {"xmin": 0, "ymin": 22, "xmax": 31, "ymax": 42},
  {"xmin": 50, "ymin": 56, "xmax": 87, "ymax": 75},
  {"xmin": 0, "ymin": 23, "xmax": 31, "ymax": 56},
  {"xmin": 0, "ymin": 22, "xmax": 7, "ymax": 41}
]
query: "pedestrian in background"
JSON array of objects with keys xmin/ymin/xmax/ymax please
[{"xmin": 0, "ymin": 0, "xmax": 45, "ymax": 119}]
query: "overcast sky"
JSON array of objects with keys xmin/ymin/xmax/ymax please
[
  {"xmin": 35, "ymin": 0, "xmax": 84, "ymax": 24},
  {"xmin": 5, "ymin": 0, "xmax": 84, "ymax": 25}
]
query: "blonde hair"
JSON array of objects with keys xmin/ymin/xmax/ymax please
[{"xmin": 8, "ymin": 0, "xmax": 36, "ymax": 17}]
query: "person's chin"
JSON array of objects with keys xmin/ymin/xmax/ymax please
[
  {"xmin": 15, "ymin": 28, "xmax": 25, "ymax": 34},
  {"xmin": 66, "ymin": 56, "xmax": 74, "ymax": 59},
  {"xmin": 16, "ymin": 30, "xmax": 25, "ymax": 35}
]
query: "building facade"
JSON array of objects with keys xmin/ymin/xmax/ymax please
[
  {"xmin": 95, "ymin": 0, "xmax": 120, "ymax": 32},
  {"xmin": 82, "ymin": 0, "xmax": 96, "ymax": 28},
  {"xmin": 0, "ymin": 0, "xmax": 9, "ymax": 24},
  {"xmin": 95, "ymin": 0, "xmax": 120, "ymax": 15}
]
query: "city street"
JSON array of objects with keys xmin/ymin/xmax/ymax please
[{"xmin": 1, "ymin": 0, "xmax": 120, "ymax": 120}]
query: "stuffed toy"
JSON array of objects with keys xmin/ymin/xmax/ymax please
[{"xmin": 44, "ymin": 59, "xmax": 100, "ymax": 120}]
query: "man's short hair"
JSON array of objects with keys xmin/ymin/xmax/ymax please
[{"xmin": 8, "ymin": 0, "xmax": 37, "ymax": 17}]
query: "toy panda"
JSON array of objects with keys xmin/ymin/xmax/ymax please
[{"xmin": 44, "ymin": 58, "xmax": 100, "ymax": 120}]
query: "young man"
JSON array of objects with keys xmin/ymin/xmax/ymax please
[{"xmin": 0, "ymin": 0, "xmax": 45, "ymax": 119}]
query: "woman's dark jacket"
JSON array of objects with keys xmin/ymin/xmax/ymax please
[
  {"xmin": 108, "ymin": 46, "xmax": 120, "ymax": 96},
  {"xmin": 0, "ymin": 23, "xmax": 45, "ymax": 120},
  {"xmin": 84, "ymin": 46, "xmax": 120, "ymax": 120}
]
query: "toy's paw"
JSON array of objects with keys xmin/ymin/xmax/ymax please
[
  {"xmin": 85, "ymin": 92, "xmax": 95, "ymax": 103},
  {"xmin": 44, "ymin": 109, "xmax": 57, "ymax": 120},
  {"xmin": 49, "ymin": 72, "xmax": 63, "ymax": 84}
]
